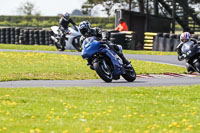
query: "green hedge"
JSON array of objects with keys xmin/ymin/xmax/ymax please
[{"xmin": 0, "ymin": 15, "xmax": 115, "ymax": 29}]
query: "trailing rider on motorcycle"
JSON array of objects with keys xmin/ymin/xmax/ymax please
[
  {"xmin": 176, "ymin": 32, "xmax": 200, "ymax": 73},
  {"xmin": 58, "ymin": 12, "xmax": 78, "ymax": 45},
  {"xmin": 79, "ymin": 21, "xmax": 131, "ymax": 65}
]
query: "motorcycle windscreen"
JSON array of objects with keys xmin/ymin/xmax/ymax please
[
  {"xmin": 51, "ymin": 26, "xmax": 59, "ymax": 35},
  {"xmin": 68, "ymin": 26, "xmax": 81, "ymax": 36},
  {"xmin": 81, "ymin": 37, "xmax": 101, "ymax": 59},
  {"xmin": 181, "ymin": 41, "xmax": 197, "ymax": 58},
  {"xmin": 181, "ymin": 41, "xmax": 193, "ymax": 53}
]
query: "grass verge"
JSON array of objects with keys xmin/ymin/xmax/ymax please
[
  {"xmin": 0, "ymin": 44, "xmax": 177, "ymax": 55},
  {"xmin": 1, "ymin": 85, "xmax": 200, "ymax": 132},
  {"xmin": 0, "ymin": 44, "xmax": 57, "ymax": 51},
  {"xmin": 0, "ymin": 51, "xmax": 186, "ymax": 81}
]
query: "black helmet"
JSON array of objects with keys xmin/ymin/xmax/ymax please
[{"xmin": 79, "ymin": 21, "xmax": 91, "ymax": 36}]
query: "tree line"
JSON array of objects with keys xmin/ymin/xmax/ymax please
[
  {"xmin": 82, "ymin": 0, "xmax": 200, "ymax": 17},
  {"xmin": 17, "ymin": 0, "xmax": 200, "ymax": 17}
]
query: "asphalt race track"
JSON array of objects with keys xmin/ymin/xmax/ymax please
[{"xmin": 0, "ymin": 49, "xmax": 199, "ymax": 88}]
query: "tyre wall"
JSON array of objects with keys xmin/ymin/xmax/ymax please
[
  {"xmin": 144, "ymin": 32, "xmax": 157, "ymax": 50},
  {"xmin": 152, "ymin": 33, "xmax": 200, "ymax": 51},
  {"xmin": 0, "ymin": 28, "xmax": 54, "ymax": 46},
  {"xmin": 109, "ymin": 31, "xmax": 136, "ymax": 50},
  {"xmin": 151, "ymin": 33, "xmax": 199, "ymax": 52}
]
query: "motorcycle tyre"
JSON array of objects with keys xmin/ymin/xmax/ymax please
[
  {"xmin": 122, "ymin": 65, "xmax": 136, "ymax": 82},
  {"xmin": 194, "ymin": 61, "xmax": 200, "ymax": 73},
  {"xmin": 55, "ymin": 38, "xmax": 65, "ymax": 51},
  {"xmin": 72, "ymin": 36, "xmax": 82, "ymax": 52},
  {"xmin": 93, "ymin": 60, "xmax": 112, "ymax": 82}
]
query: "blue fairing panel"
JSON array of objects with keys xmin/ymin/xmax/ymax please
[
  {"xmin": 100, "ymin": 48, "xmax": 124, "ymax": 76},
  {"xmin": 81, "ymin": 38, "xmax": 101, "ymax": 59},
  {"xmin": 81, "ymin": 36, "xmax": 125, "ymax": 76}
]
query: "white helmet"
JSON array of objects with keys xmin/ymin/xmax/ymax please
[{"xmin": 180, "ymin": 32, "xmax": 191, "ymax": 42}]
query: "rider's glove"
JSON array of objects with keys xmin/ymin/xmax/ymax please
[{"xmin": 178, "ymin": 55, "xmax": 184, "ymax": 61}]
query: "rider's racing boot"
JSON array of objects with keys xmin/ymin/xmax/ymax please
[
  {"xmin": 186, "ymin": 63, "xmax": 195, "ymax": 74},
  {"xmin": 119, "ymin": 53, "xmax": 131, "ymax": 65}
]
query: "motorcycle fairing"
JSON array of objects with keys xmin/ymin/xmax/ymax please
[
  {"xmin": 81, "ymin": 37, "xmax": 101, "ymax": 59},
  {"xmin": 99, "ymin": 47, "xmax": 125, "ymax": 76},
  {"xmin": 81, "ymin": 36, "xmax": 125, "ymax": 76},
  {"xmin": 51, "ymin": 26, "xmax": 59, "ymax": 35},
  {"xmin": 181, "ymin": 41, "xmax": 200, "ymax": 59}
]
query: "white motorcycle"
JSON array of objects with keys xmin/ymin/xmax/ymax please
[{"xmin": 50, "ymin": 26, "xmax": 82, "ymax": 52}]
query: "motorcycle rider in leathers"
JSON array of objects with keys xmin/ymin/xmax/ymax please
[
  {"xmin": 58, "ymin": 12, "xmax": 77, "ymax": 45},
  {"xmin": 176, "ymin": 32, "xmax": 199, "ymax": 73},
  {"xmin": 79, "ymin": 21, "xmax": 131, "ymax": 65}
]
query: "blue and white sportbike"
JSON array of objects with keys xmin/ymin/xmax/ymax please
[
  {"xmin": 179, "ymin": 41, "xmax": 200, "ymax": 73},
  {"xmin": 81, "ymin": 36, "xmax": 136, "ymax": 82}
]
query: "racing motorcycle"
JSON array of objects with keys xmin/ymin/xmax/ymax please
[
  {"xmin": 179, "ymin": 41, "xmax": 200, "ymax": 73},
  {"xmin": 50, "ymin": 26, "xmax": 82, "ymax": 52},
  {"xmin": 81, "ymin": 36, "xmax": 136, "ymax": 82}
]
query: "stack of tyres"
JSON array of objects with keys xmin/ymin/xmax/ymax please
[
  {"xmin": 15, "ymin": 28, "xmax": 20, "ymax": 44},
  {"xmin": 0, "ymin": 28, "xmax": 6, "ymax": 44},
  {"xmin": 39, "ymin": 30, "xmax": 45, "ymax": 45},
  {"xmin": 10, "ymin": 28, "xmax": 15, "ymax": 44},
  {"xmin": 29, "ymin": 30, "xmax": 34, "ymax": 45},
  {"xmin": 126, "ymin": 33, "xmax": 135, "ymax": 50},
  {"xmin": 45, "ymin": 30, "xmax": 50, "ymax": 45},
  {"xmin": 158, "ymin": 33, "xmax": 169, "ymax": 51},
  {"xmin": 110, "ymin": 32, "xmax": 126, "ymax": 49},
  {"xmin": 23, "ymin": 30, "xmax": 29, "ymax": 45},
  {"xmin": 169, "ymin": 34, "xmax": 178, "ymax": 52},
  {"xmin": 5, "ymin": 28, "xmax": 11, "ymax": 44},
  {"xmin": 153, "ymin": 33, "xmax": 163, "ymax": 51},
  {"xmin": 19, "ymin": 29, "xmax": 24, "ymax": 44},
  {"xmin": 34, "ymin": 30, "xmax": 39, "ymax": 45},
  {"xmin": 165, "ymin": 34, "xmax": 175, "ymax": 52},
  {"xmin": 0, "ymin": 29, "xmax": 1, "ymax": 43},
  {"xmin": 173, "ymin": 34, "xmax": 180, "ymax": 51},
  {"xmin": 0, "ymin": 29, "xmax": 2, "ymax": 44}
]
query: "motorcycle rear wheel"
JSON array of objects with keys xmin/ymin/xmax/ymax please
[
  {"xmin": 122, "ymin": 65, "xmax": 136, "ymax": 82},
  {"xmin": 94, "ymin": 60, "xmax": 112, "ymax": 82}
]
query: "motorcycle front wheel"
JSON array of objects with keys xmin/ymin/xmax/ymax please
[
  {"xmin": 122, "ymin": 65, "xmax": 136, "ymax": 82},
  {"xmin": 194, "ymin": 61, "xmax": 200, "ymax": 73},
  {"xmin": 55, "ymin": 38, "xmax": 65, "ymax": 51},
  {"xmin": 93, "ymin": 60, "xmax": 112, "ymax": 82}
]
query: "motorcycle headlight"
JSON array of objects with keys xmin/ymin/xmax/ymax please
[
  {"xmin": 187, "ymin": 50, "xmax": 191, "ymax": 55},
  {"xmin": 183, "ymin": 54, "xmax": 186, "ymax": 58}
]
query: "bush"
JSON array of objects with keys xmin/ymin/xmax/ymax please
[
  {"xmin": 0, "ymin": 15, "xmax": 115, "ymax": 29},
  {"xmin": 105, "ymin": 23, "xmax": 115, "ymax": 29}
]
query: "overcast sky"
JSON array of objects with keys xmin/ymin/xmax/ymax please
[{"xmin": 0, "ymin": 0, "xmax": 87, "ymax": 16}]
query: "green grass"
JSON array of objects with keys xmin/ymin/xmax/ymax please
[
  {"xmin": 1, "ymin": 85, "xmax": 200, "ymax": 132},
  {"xmin": 0, "ymin": 44, "xmax": 57, "ymax": 51},
  {"xmin": 124, "ymin": 50, "xmax": 177, "ymax": 55},
  {"xmin": 0, "ymin": 51, "xmax": 186, "ymax": 81},
  {"xmin": 0, "ymin": 44, "xmax": 178, "ymax": 55}
]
